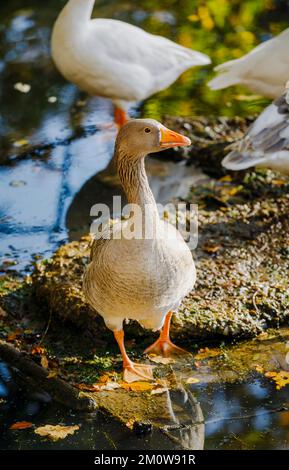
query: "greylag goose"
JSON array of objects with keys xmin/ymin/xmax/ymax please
[
  {"xmin": 222, "ymin": 85, "xmax": 289, "ymax": 174},
  {"xmin": 83, "ymin": 119, "xmax": 196, "ymax": 382},
  {"xmin": 51, "ymin": 0, "xmax": 211, "ymax": 126},
  {"xmin": 208, "ymin": 27, "xmax": 289, "ymax": 98}
]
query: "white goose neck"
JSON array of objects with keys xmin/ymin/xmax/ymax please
[{"xmin": 66, "ymin": 0, "xmax": 95, "ymax": 21}]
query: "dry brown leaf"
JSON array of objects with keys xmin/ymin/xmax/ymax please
[
  {"xmin": 34, "ymin": 424, "xmax": 79, "ymax": 441},
  {"xmin": 148, "ymin": 355, "xmax": 175, "ymax": 365},
  {"xmin": 74, "ymin": 383, "xmax": 98, "ymax": 392},
  {"xmin": 7, "ymin": 329, "xmax": 23, "ymax": 342},
  {"xmin": 186, "ymin": 377, "xmax": 200, "ymax": 384},
  {"xmin": 9, "ymin": 421, "xmax": 33, "ymax": 430},
  {"xmin": 195, "ymin": 347, "xmax": 221, "ymax": 360},
  {"xmin": 202, "ymin": 244, "xmax": 221, "ymax": 254},
  {"xmin": 0, "ymin": 307, "xmax": 7, "ymax": 318}
]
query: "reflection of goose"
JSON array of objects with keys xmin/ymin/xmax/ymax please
[
  {"xmin": 83, "ymin": 119, "xmax": 196, "ymax": 382},
  {"xmin": 51, "ymin": 0, "xmax": 211, "ymax": 126},
  {"xmin": 66, "ymin": 155, "xmax": 206, "ymax": 240},
  {"xmin": 208, "ymin": 28, "xmax": 289, "ymax": 98},
  {"xmin": 222, "ymin": 87, "xmax": 289, "ymax": 174}
]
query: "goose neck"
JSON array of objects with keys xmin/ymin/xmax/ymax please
[{"xmin": 66, "ymin": 0, "xmax": 95, "ymax": 22}]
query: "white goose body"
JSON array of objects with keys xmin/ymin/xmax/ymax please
[
  {"xmin": 208, "ymin": 28, "xmax": 289, "ymax": 98},
  {"xmin": 83, "ymin": 120, "xmax": 196, "ymax": 333},
  {"xmin": 51, "ymin": 0, "xmax": 211, "ymax": 110}
]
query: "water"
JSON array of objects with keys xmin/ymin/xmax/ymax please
[
  {"xmin": 1, "ymin": 0, "xmax": 289, "ymax": 450},
  {"xmin": 1, "ymin": 359, "xmax": 289, "ymax": 450}
]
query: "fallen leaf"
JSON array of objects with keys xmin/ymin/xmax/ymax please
[
  {"xmin": 120, "ymin": 381, "xmax": 154, "ymax": 392},
  {"xmin": 74, "ymin": 383, "xmax": 98, "ymax": 392},
  {"xmin": 202, "ymin": 244, "xmax": 221, "ymax": 254},
  {"xmin": 151, "ymin": 387, "xmax": 168, "ymax": 395},
  {"xmin": 0, "ymin": 307, "xmax": 7, "ymax": 318},
  {"xmin": 47, "ymin": 371, "xmax": 58, "ymax": 379},
  {"xmin": 265, "ymin": 370, "xmax": 289, "ymax": 390},
  {"xmin": 13, "ymin": 139, "xmax": 29, "ymax": 148},
  {"xmin": 186, "ymin": 377, "xmax": 200, "ymax": 384},
  {"xmin": 10, "ymin": 421, "xmax": 33, "ymax": 430},
  {"xmin": 195, "ymin": 347, "xmax": 221, "ymax": 360},
  {"xmin": 148, "ymin": 355, "xmax": 175, "ymax": 365},
  {"xmin": 272, "ymin": 179, "xmax": 286, "ymax": 186},
  {"xmin": 34, "ymin": 424, "xmax": 79, "ymax": 441},
  {"xmin": 7, "ymin": 329, "xmax": 23, "ymax": 342},
  {"xmin": 14, "ymin": 82, "xmax": 31, "ymax": 93},
  {"xmin": 40, "ymin": 356, "xmax": 49, "ymax": 369},
  {"xmin": 219, "ymin": 175, "xmax": 232, "ymax": 183},
  {"xmin": 31, "ymin": 346, "xmax": 46, "ymax": 355},
  {"xmin": 125, "ymin": 418, "xmax": 137, "ymax": 429}
]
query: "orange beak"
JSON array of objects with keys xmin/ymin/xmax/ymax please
[{"xmin": 160, "ymin": 126, "xmax": 191, "ymax": 148}]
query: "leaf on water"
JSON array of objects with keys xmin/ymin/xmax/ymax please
[
  {"xmin": 14, "ymin": 82, "xmax": 31, "ymax": 93},
  {"xmin": 9, "ymin": 421, "xmax": 33, "ymax": 430},
  {"xmin": 148, "ymin": 355, "xmax": 175, "ymax": 364},
  {"xmin": 265, "ymin": 371, "xmax": 289, "ymax": 390},
  {"xmin": 34, "ymin": 424, "xmax": 80, "ymax": 441},
  {"xmin": 125, "ymin": 418, "xmax": 137, "ymax": 429},
  {"xmin": 195, "ymin": 347, "xmax": 221, "ymax": 360},
  {"xmin": 40, "ymin": 356, "xmax": 49, "ymax": 369},
  {"xmin": 186, "ymin": 377, "xmax": 200, "ymax": 384},
  {"xmin": 120, "ymin": 381, "xmax": 154, "ymax": 392},
  {"xmin": 13, "ymin": 139, "xmax": 29, "ymax": 148}
]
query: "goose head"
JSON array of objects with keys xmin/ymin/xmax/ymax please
[{"xmin": 115, "ymin": 119, "xmax": 191, "ymax": 157}]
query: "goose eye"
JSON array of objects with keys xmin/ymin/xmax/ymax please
[{"xmin": 144, "ymin": 128, "xmax": 151, "ymax": 133}]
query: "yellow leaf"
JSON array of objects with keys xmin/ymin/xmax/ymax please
[
  {"xmin": 148, "ymin": 355, "xmax": 175, "ymax": 365},
  {"xmin": 195, "ymin": 347, "xmax": 221, "ymax": 360},
  {"xmin": 13, "ymin": 139, "xmax": 29, "ymax": 148},
  {"xmin": 120, "ymin": 381, "xmax": 154, "ymax": 392},
  {"xmin": 34, "ymin": 424, "xmax": 79, "ymax": 441},
  {"xmin": 31, "ymin": 346, "xmax": 46, "ymax": 355},
  {"xmin": 47, "ymin": 371, "xmax": 58, "ymax": 379},
  {"xmin": 219, "ymin": 175, "xmax": 232, "ymax": 182},
  {"xmin": 186, "ymin": 377, "xmax": 200, "ymax": 384},
  {"xmin": 40, "ymin": 356, "xmax": 49, "ymax": 369},
  {"xmin": 265, "ymin": 370, "xmax": 289, "ymax": 389},
  {"xmin": 255, "ymin": 365, "xmax": 264, "ymax": 374}
]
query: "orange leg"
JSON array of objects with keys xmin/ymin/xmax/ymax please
[
  {"xmin": 144, "ymin": 312, "xmax": 188, "ymax": 358},
  {"xmin": 114, "ymin": 330, "xmax": 154, "ymax": 383},
  {"xmin": 114, "ymin": 107, "xmax": 128, "ymax": 128}
]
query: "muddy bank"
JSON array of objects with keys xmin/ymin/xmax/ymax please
[{"xmin": 29, "ymin": 171, "xmax": 289, "ymax": 341}]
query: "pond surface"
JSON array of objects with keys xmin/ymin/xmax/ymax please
[
  {"xmin": 1, "ymin": 354, "xmax": 289, "ymax": 450},
  {"xmin": 0, "ymin": 0, "xmax": 289, "ymax": 451}
]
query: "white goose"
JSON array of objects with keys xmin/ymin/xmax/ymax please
[
  {"xmin": 222, "ymin": 85, "xmax": 289, "ymax": 174},
  {"xmin": 208, "ymin": 27, "xmax": 289, "ymax": 98},
  {"xmin": 51, "ymin": 0, "xmax": 211, "ymax": 126},
  {"xmin": 83, "ymin": 119, "xmax": 196, "ymax": 382}
]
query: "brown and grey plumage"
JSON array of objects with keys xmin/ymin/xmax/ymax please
[
  {"xmin": 83, "ymin": 119, "xmax": 196, "ymax": 382},
  {"xmin": 222, "ymin": 87, "xmax": 289, "ymax": 174}
]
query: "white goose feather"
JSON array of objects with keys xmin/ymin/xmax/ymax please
[{"xmin": 51, "ymin": 0, "xmax": 211, "ymax": 110}]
